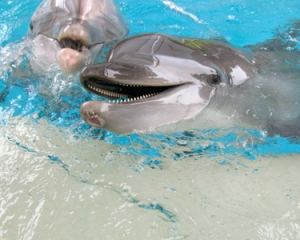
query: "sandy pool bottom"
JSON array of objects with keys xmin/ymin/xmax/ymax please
[{"xmin": 0, "ymin": 117, "xmax": 299, "ymax": 240}]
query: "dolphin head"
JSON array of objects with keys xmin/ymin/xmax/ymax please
[
  {"xmin": 80, "ymin": 34, "xmax": 226, "ymax": 134},
  {"xmin": 29, "ymin": 0, "xmax": 127, "ymax": 74},
  {"xmin": 80, "ymin": 34, "xmax": 256, "ymax": 134}
]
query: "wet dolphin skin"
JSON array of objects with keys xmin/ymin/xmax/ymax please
[{"xmin": 80, "ymin": 34, "xmax": 260, "ymax": 134}]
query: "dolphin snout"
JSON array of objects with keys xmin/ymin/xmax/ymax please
[
  {"xmin": 56, "ymin": 23, "xmax": 93, "ymax": 74},
  {"xmin": 80, "ymin": 102, "xmax": 106, "ymax": 128},
  {"xmin": 57, "ymin": 48, "xmax": 88, "ymax": 74}
]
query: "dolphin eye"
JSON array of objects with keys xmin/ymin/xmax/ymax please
[
  {"xmin": 208, "ymin": 75, "xmax": 221, "ymax": 86},
  {"xmin": 30, "ymin": 21, "xmax": 33, "ymax": 31}
]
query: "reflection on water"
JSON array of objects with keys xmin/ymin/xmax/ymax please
[{"xmin": 1, "ymin": 0, "xmax": 300, "ymax": 239}]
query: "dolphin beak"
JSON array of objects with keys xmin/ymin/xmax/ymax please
[
  {"xmin": 80, "ymin": 59, "xmax": 187, "ymax": 93},
  {"xmin": 57, "ymin": 48, "xmax": 87, "ymax": 74},
  {"xmin": 55, "ymin": 23, "xmax": 92, "ymax": 74},
  {"xmin": 81, "ymin": 63, "xmax": 109, "ymax": 81}
]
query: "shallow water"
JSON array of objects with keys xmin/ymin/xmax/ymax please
[{"xmin": 0, "ymin": 0, "xmax": 300, "ymax": 239}]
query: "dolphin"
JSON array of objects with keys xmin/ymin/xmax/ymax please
[
  {"xmin": 28, "ymin": 0, "xmax": 127, "ymax": 74},
  {"xmin": 79, "ymin": 33, "xmax": 300, "ymax": 137}
]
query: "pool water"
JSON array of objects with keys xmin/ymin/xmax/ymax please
[{"xmin": 0, "ymin": 0, "xmax": 300, "ymax": 239}]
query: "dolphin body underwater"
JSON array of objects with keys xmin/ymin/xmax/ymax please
[
  {"xmin": 79, "ymin": 28, "xmax": 300, "ymax": 138},
  {"xmin": 27, "ymin": 0, "xmax": 127, "ymax": 74}
]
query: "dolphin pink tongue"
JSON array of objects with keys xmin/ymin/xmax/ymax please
[{"xmin": 88, "ymin": 117, "xmax": 102, "ymax": 126}]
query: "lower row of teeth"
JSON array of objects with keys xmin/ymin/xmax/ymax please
[
  {"xmin": 87, "ymin": 84, "xmax": 156, "ymax": 103},
  {"xmin": 109, "ymin": 94, "xmax": 156, "ymax": 103}
]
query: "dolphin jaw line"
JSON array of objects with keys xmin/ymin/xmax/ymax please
[{"xmin": 83, "ymin": 79, "xmax": 181, "ymax": 104}]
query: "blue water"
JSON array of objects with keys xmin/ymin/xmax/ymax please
[
  {"xmin": 0, "ymin": 0, "xmax": 300, "ymax": 166},
  {"xmin": 0, "ymin": 1, "xmax": 300, "ymax": 239}
]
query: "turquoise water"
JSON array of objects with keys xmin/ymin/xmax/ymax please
[
  {"xmin": 0, "ymin": 0, "xmax": 300, "ymax": 159},
  {"xmin": 0, "ymin": 0, "xmax": 300, "ymax": 239}
]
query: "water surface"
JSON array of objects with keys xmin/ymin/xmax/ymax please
[{"xmin": 0, "ymin": 0, "xmax": 300, "ymax": 239}]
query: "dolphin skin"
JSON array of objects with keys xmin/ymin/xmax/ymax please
[
  {"xmin": 79, "ymin": 34, "xmax": 255, "ymax": 134},
  {"xmin": 80, "ymin": 33, "xmax": 300, "ymax": 137},
  {"xmin": 28, "ymin": 0, "xmax": 127, "ymax": 74}
]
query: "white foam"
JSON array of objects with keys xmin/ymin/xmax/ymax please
[{"xmin": 162, "ymin": 1, "xmax": 204, "ymax": 24}]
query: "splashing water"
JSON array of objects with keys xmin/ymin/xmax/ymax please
[
  {"xmin": 1, "ymin": 1, "xmax": 300, "ymax": 239},
  {"xmin": 162, "ymin": 1, "xmax": 205, "ymax": 24}
]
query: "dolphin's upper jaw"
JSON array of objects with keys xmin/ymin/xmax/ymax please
[{"xmin": 80, "ymin": 60, "xmax": 195, "ymax": 103}]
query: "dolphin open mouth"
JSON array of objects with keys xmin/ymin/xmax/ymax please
[
  {"xmin": 59, "ymin": 38, "xmax": 85, "ymax": 52},
  {"xmin": 54, "ymin": 23, "xmax": 100, "ymax": 74},
  {"xmin": 56, "ymin": 23, "xmax": 93, "ymax": 52},
  {"xmin": 80, "ymin": 61, "xmax": 186, "ymax": 103},
  {"xmin": 81, "ymin": 75, "xmax": 182, "ymax": 103}
]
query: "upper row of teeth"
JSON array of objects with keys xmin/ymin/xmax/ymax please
[
  {"xmin": 119, "ymin": 84, "xmax": 142, "ymax": 87},
  {"xmin": 88, "ymin": 84, "xmax": 124, "ymax": 98},
  {"xmin": 87, "ymin": 84, "xmax": 156, "ymax": 103}
]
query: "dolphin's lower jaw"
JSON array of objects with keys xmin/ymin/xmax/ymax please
[
  {"xmin": 79, "ymin": 78, "xmax": 214, "ymax": 134},
  {"xmin": 56, "ymin": 48, "xmax": 86, "ymax": 74},
  {"xmin": 79, "ymin": 91, "xmax": 203, "ymax": 134}
]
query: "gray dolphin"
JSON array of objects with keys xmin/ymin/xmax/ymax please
[
  {"xmin": 80, "ymin": 33, "xmax": 300, "ymax": 137},
  {"xmin": 79, "ymin": 34, "xmax": 256, "ymax": 133},
  {"xmin": 28, "ymin": 0, "xmax": 127, "ymax": 74}
]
